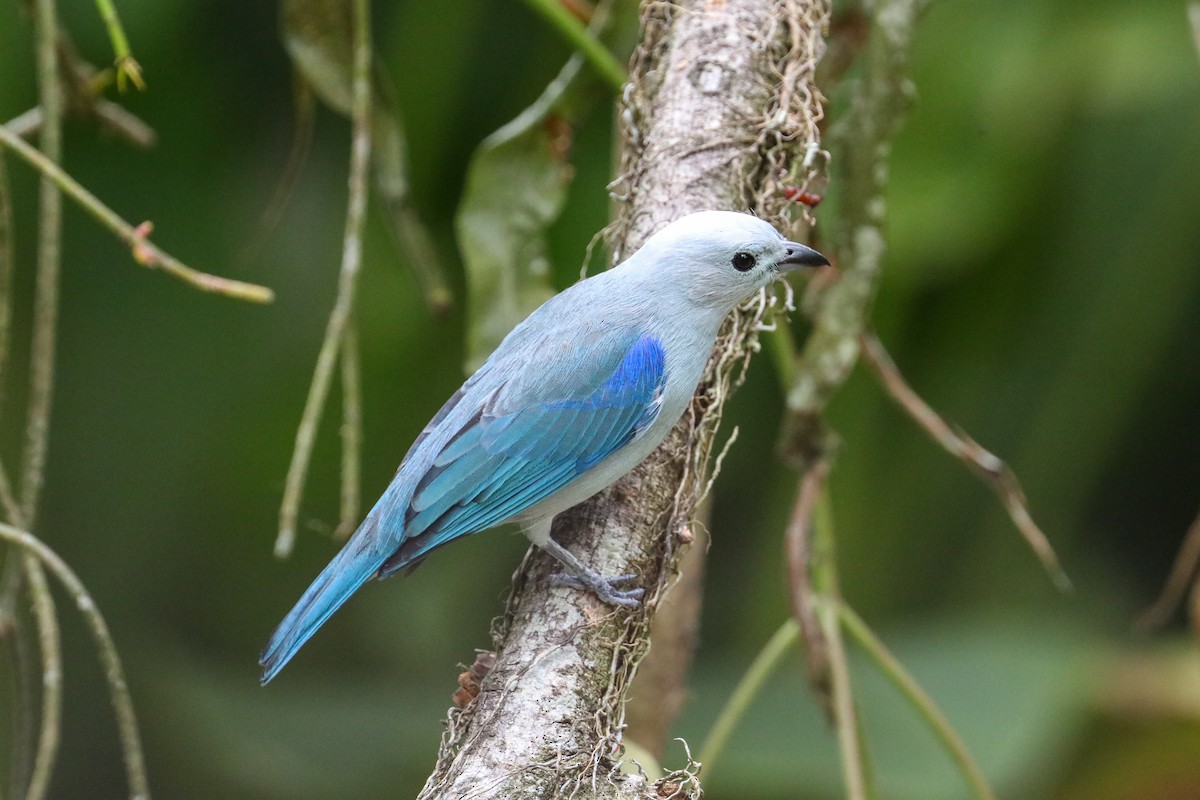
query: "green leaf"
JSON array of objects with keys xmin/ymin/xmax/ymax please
[{"xmin": 455, "ymin": 0, "xmax": 638, "ymax": 372}]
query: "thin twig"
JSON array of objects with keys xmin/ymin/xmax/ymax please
[
  {"xmin": 519, "ymin": 0, "xmax": 627, "ymax": 91},
  {"xmin": 276, "ymin": 0, "xmax": 373, "ymax": 557},
  {"xmin": 91, "ymin": 0, "xmax": 144, "ymax": 91},
  {"xmin": 7, "ymin": 100, "xmax": 158, "ymax": 150},
  {"xmin": 0, "ymin": 458, "xmax": 63, "ymax": 800},
  {"xmin": 0, "ymin": 523, "xmax": 149, "ymax": 800},
  {"xmin": 22, "ymin": 0, "xmax": 65, "ymax": 534},
  {"xmin": 0, "ymin": 125, "xmax": 273, "ymax": 303},
  {"xmin": 1137, "ymin": 503, "xmax": 1200, "ymax": 630},
  {"xmin": 336, "ymin": 320, "xmax": 362, "ymax": 541},
  {"xmin": 837, "ymin": 601, "xmax": 995, "ymax": 800},
  {"xmin": 784, "ymin": 457, "xmax": 832, "ymax": 715},
  {"xmin": 697, "ymin": 618, "xmax": 799, "ymax": 778},
  {"xmin": 4, "ymin": 21, "xmax": 69, "ymax": 793},
  {"xmin": 859, "ymin": 330, "xmax": 1070, "ymax": 591},
  {"xmin": 5, "ymin": 596, "xmax": 37, "ymax": 800},
  {"xmin": 21, "ymin": 555, "xmax": 62, "ymax": 800},
  {"xmin": 0, "ymin": 460, "xmax": 20, "ymax": 621},
  {"xmin": 812, "ymin": 492, "xmax": 870, "ymax": 800},
  {"xmin": 0, "ymin": 154, "xmax": 11, "ymax": 414}
]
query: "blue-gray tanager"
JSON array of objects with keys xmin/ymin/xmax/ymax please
[{"xmin": 260, "ymin": 210, "xmax": 827, "ymax": 683}]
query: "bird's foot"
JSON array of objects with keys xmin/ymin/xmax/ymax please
[
  {"xmin": 551, "ymin": 572, "xmax": 644, "ymax": 607},
  {"xmin": 540, "ymin": 537, "xmax": 645, "ymax": 607}
]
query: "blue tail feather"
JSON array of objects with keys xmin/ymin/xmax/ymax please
[{"xmin": 259, "ymin": 520, "xmax": 390, "ymax": 684}]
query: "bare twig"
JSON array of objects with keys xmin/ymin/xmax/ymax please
[
  {"xmin": 0, "ymin": 151, "xmax": 12, "ymax": 420},
  {"xmin": 0, "ymin": 523, "xmax": 149, "ymax": 800},
  {"xmin": 22, "ymin": 0, "xmax": 65, "ymax": 534},
  {"xmin": 1134, "ymin": 0, "xmax": 1200, "ymax": 637},
  {"xmin": 0, "ymin": 125, "xmax": 273, "ymax": 302},
  {"xmin": 22, "ymin": 554, "xmax": 62, "ymax": 800},
  {"xmin": 335, "ymin": 320, "xmax": 362, "ymax": 541},
  {"xmin": 1, "ymin": 20, "xmax": 70, "ymax": 794},
  {"xmin": 7, "ymin": 98, "xmax": 158, "ymax": 150},
  {"xmin": 859, "ymin": 330, "xmax": 1070, "ymax": 591},
  {"xmin": 783, "ymin": 457, "xmax": 833, "ymax": 714},
  {"xmin": 1137, "ymin": 503, "xmax": 1200, "ymax": 630},
  {"xmin": 5, "ymin": 595, "xmax": 37, "ymax": 799},
  {"xmin": 0, "ymin": 126, "xmax": 270, "ymax": 302},
  {"xmin": 0, "ymin": 459, "xmax": 64, "ymax": 800},
  {"xmin": 275, "ymin": 0, "xmax": 373, "ymax": 557},
  {"xmin": 812, "ymin": 492, "xmax": 869, "ymax": 800},
  {"xmin": 837, "ymin": 601, "xmax": 995, "ymax": 800}
]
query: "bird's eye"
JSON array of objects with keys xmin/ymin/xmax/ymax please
[{"xmin": 731, "ymin": 252, "xmax": 756, "ymax": 272}]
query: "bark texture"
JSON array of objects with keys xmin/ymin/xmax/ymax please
[{"xmin": 419, "ymin": 2, "xmax": 828, "ymax": 798}]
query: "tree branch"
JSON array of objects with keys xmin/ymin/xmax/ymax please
[{"xmin": 418, "ymin": 2, "xmax": 828, "ymax": 797}]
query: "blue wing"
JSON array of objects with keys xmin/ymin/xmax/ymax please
[
  {"xmin": 260, "ymin": 331, "xmax": 665, "ymax": 682},
  {"xmin": 379, "ymin": 331, "xmax": 666, "ymax": 574}
]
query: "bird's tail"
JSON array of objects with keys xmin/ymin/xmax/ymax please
[{"xmin": 259, "ymin": 518, "xmax": 390, "ymax": 685}]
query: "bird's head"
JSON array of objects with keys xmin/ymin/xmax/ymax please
[{"xmin": 628, "ymin": 210, "xmax": 829, "ymax": 314}]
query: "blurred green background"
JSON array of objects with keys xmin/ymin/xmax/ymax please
[{"xmin": 1, "ymin": 0, "xmax": 1199, "ymax": 797}]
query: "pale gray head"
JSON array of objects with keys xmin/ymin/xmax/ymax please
[{"xmin": 623, "ymin": 210, "xmax": 829, "ymax": 314}]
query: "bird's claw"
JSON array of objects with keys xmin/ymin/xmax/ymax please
[{"xmin": 551, "ymin": 572, "xmax": 644, "ymax": 607}]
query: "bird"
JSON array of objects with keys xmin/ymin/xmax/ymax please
[{"xmin": 260, "ymin": 210, "xmax": 828, "ymax": 683}]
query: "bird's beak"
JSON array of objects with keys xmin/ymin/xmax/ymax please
[{"xmin": 777, "ymin": 241, "xmax": 830, "ymax": 273}]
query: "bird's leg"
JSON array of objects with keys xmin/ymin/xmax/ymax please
[{"xmin": 538, "ymin": 537, "xmax": 644, "ymax": 607}]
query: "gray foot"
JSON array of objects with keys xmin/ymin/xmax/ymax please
[{"xmin": 540, "ymin": 539, "xmax": 645, "ymax": 607}]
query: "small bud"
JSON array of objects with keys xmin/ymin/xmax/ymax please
[{"xmin": 132, "ymin": 221, "xmax": 157, "ymax": 266}]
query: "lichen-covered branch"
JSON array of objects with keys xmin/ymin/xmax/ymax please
[{"xmin": 418, "ymin": 2, "xmax": 828, "ymax": 797}]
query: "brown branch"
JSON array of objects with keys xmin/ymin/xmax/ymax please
[
  {"xmin": 784, "ymin": 457, "xmax": 833, "ymax": 716},
  {"xmin": 859, "ymin": 330, "xmax": 1070, "ymax": 590},
  {"xmin": 419, "ymin": 2, "xmax": 830, "ymax": 797},
  {"xmin": 1137, "ymin": 503, "xmax": 1200, "ymax": 630}
]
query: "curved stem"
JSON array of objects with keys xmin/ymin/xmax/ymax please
[
  {"xmin": 0, "ymin": 523, "xmax": 150, "ymax": 800},
  {"xmin": 697, "ymin": 618, "xmax": 799, "ymax": 776},
  {"xmin": 813, "ymin": 492, "xmax": 870, "ymax": 800},
  {"xmin": 836, "ymin": 602, "xmax": 995, "ymax": 800},
  {"xmin": 520, "ymin": 0, "xmax": 627, "ymax": 91},
  {"xmin": 21, "ymin": 556, "xmax": 62, "ymax": 800}
]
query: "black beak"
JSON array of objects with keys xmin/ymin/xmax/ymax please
[{"xmin": 777, "ymin": 241, "xmax": 830, "ymax": 272}]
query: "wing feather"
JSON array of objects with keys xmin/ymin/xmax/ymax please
[{"xmin": 377, "ymin": 332, "xmax": 666, "ymax": 576}]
